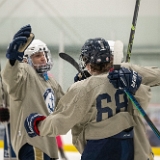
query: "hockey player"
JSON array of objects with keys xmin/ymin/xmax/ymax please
[
  {"xmin": 0, "ymin": 70, "xmax": 17, "ymax": 160},
  {"xmin": 24, "ymin": 38, "xmax": 147, "ymax": 160},
  {"xmin": 75, "ymin": 39, "xmax": 158, "ymax": 160},
  {"xmin": 0, "ymin": 77, "xmax": 16, "ymax": 158},
  {"xmin": 1, "ymin": 24, "xmax": 64, "ymax": 160}
]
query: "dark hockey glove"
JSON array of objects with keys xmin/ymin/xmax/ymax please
[
  {"xmin": 6, "ymin": 37, "xmax": 28, "ymax": 61},
  {"xmin": 24, "ymin": 113, "xmax": 46, "ymax": 138},
  {"xmin": 74, "ymin": 70, "xmax": 91, "ymax": 82},
  {"xmin": 6, "ymin": 24, "xmax": 34, "ymax": 62},
  {"xmin": 13, "ymin": 24, "xmax": 31, "ymax": 39},
  {"xmin": 0, "ymin": 107, "xmax": 10, "ymax": 122},
  {"xmin": 108, "ymin": 67, "xmax": 142, "ymax": 94}
]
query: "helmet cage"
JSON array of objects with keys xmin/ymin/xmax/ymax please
[
  {"xmin": 32, "ymin": 51, "xmax": 53, "ymax": 73},
  {"xmin": 24, "ymin": 39, "xmax": 53, "ymax": 73}
]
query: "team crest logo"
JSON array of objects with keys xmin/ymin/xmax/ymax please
[{"xmin": 43, "ymin": 88, "xmax": 55, "ymax": 114}]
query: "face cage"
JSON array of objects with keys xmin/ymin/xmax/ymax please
[
  {"xmin": 79, "ymin": 54, "xmax": 88, "ymax": 70},
  {"xmin": 34, "ymin": 62, "xmax": 53, "ymax": 73},
  {"xmin": 27, "ymin": 51, "xmax": 53, "ymax": 73}
]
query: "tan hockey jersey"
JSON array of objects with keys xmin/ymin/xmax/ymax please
[
  {"xmin": 122, "ymin": 63, "xmax": 158, "ymax": 160},
  {"xmin": 0, "ymin": 75, "xmax": 9, "ymax": 108},
  {"xmin": 2, "ymin": 61, "xmax": 64, "ymax": 158},
  {"xmin": 38, "ymin": 72, "xmax": 151, "ymax": 160},
  {"xmin": 122, "ymin": 62, "xmax": 160, "ymax": 87}
]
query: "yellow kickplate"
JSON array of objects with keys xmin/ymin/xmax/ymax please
[
  {"xmin": 152, "ymin": 147, "xmax": 160, "ymax": 156},
  {"xmin": 63, "ymin": 144, "xmax": 78, "ymax": 152},
  {"xmin": 0, "ymin": 140, "xmax": 4, "ymax": 148}
]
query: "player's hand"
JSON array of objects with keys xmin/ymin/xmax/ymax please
[
  {"xmin": 0, "ymin": 107, "xmax": 10, "ymax": 122},
  {"xmin": 74, "ymin": 70, "xmax": 91, "ymax": 82},
  {"xmin": 108, "ymin": 67, "xmax": 142, "ymax": 94},
  {"xmin": 24, "ymin": 113, "xmax": 46, "ymax": 138}
]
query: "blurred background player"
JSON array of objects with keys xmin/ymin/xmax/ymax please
[
  {"xmin": 56, "ymin": 136, "xmax": 68, "ymax": 160},
  {"xmin": 0, "ymin": 75, "xmax": 16, "ymax": 159},
  {"xmin": 24, "ymin": 37, "xmax": 146, "ymax": 160},
  {"xmin": 1, "ymin": 24, "xmax": 65, "ymax": 160}
]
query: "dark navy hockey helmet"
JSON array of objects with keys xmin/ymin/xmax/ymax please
[{"xmin": 80, "ymin": 38, "xmax": 112, "ymax": 65}]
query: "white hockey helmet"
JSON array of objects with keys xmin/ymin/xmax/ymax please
[
  {"xmin": 24, "ymin": 39, "xmax": 53, "ymax": 73},
  {"xmin": 24, "ymin": 39, "xmax": 50, "ymax": 58}
]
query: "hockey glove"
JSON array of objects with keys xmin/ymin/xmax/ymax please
[
  {"xmin": 13, "ymin": 24, "xmax": 31, "ymax": 39},
  {"xmin": 6, "ymin": 24, "xmax": 34, "ymax": 62},
  {"xmin": 0, "ymin": 107, "xmax": 10, "ymax": 122},
  {"xmin": 74, "ymin": 70, "xmax": 91, "ymax": 82},
  {"xmin": 108, "ymin": 67, "xmax": 142, "ymax": 94},
  {"xmin": 24, "ymin": 113, "xmax": 46, "ymax": 138},
  {"xmin": 6, "ymin": 37, "xmax": 28, "ymax": 61}
]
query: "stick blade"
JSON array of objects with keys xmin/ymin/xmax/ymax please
[
  {"xmin": 59, "ymin": 52, "xmax": 80, "ymax": 72},
  {"xmin": 18, "ymin": 33, "xmax": 35, "ymax": 52},
  {"xmin": 113, "ymin": 40, "xmax": 124, "ymax": 65}
]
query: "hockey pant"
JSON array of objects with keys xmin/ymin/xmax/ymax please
[
  {"xmin": 19, "ymin": 143, "xmax": 57, "ymax": 160},
  {"xmin": 81, "ymin": 128, "xmax": 134, "ymax": 160}
]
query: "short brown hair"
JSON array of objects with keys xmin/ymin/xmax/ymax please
[{"xmin": 90, "ymin": 56, "xmax": 113, "ymax": 74}]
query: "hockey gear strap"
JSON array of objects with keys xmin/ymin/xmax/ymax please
[
  {"xmin": 108, "ymin": 67, "xmax": 142, "ymax": 95},
  {"xmin": 0, "ymin": 107, "xmax": 10, "ymax": 122},
  {"xmin": 24, "ymin": 113, "xmax": 46, "ymax": 138}
]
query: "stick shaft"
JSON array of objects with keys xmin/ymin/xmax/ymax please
[
  {"xmin": 126, "ymin": 0, "xmax": 141, "ymax": 62},
  {"xmin": 124, "ymin": 89, "xmax": 160, "ymax": 139}
]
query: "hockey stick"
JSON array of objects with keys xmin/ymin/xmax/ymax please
[
  {"xmin": 59, "ymin": 52, "xmax": 91, "ymax": 80},
  {"xmin": 124, "ymin": 0, "xmax": 160, "ymax": 138},
  {"xmin": 114, "ymin": 41, "xmax": 160, "ymax": 140},
  {"xmin": 59, "ymin": 52, "xmax": 81, "ymax": 72},
  {"xmin": 125, "ymin": 0, "xmax": 141, "ymax": 62},
  {"xmin": 18, "ymin": 33, "xmax": 35, "ymax": 52},
  {"xmin": 124, "ymin": 91, "xmax": 160, "ymax": 139},
  {"xmin": 0, "ymin": 62, "xmax": 11, "ymax": 159}
]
